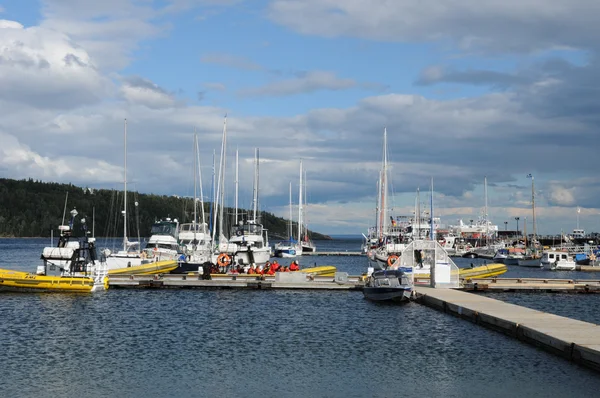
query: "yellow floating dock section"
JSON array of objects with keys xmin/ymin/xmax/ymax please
[
  {"xmin": 414, "ymin": 263, "xmax": 507, "ymax": 281},
  {"xmin": 107, "ymin": 260, "xmax": 178, "ymax": 276},
  {"xmin": 0, "ymin": 268, "xmax": 99, "ymax": 293}
]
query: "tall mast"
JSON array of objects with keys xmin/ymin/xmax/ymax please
[
  {"xmin": 288, "ymin": 182, "xmax": 293, "ymax": 240},
  {"xmin": 209, "ymin": 150, "xmax": 215, "ymax": 236},
  {"xmin": 193, "ymin": 130, "xmax": 197, "ymax": 243},
  {"xmin": 416, "ymin": 187, "xmax": 421, "ymax": 239},
  {"xmin": 484, "ymin": 176, "xmax": 488, "ymax": 240},
  {"xmin": 235, "ymin": 148, "xmax": 239, "ymax": 225},
  {"xmin": 531, "ymin": 175, "xmax": 536, "ymax": 244},
  {"xmin": 379, "ymin": 128, "xmax": 388, "ymax": 238},
  {"xmin": 123, "ymin": 118, "xmax": 128, "ymax": 252},
  {"xmin": 197, "ymin": 133, "xmax": 206, "ymax": 230},
  {"xmin": 298, "ymin": 159, "xmax": 303, "ymax": 243},
  {"xmin": 214, "ymin": 116, "xmax": 227, "ymax": 243},
  {"xmin": 430, "ymin": 177, "xmax": 434, "ymax": 241},
  {"xmin": 252, "ymin": 148, "xmax": 259, "ymax": 222}
]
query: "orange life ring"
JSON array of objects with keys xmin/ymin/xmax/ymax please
[
  {"xmin": 387, "ymin": 254, "xmax": 399, "ymax": 267},
  {"xmin": 217, "ymin": 253, "xmax": 231, "ymax": 267}
]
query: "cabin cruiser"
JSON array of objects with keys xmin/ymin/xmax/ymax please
[
  {"xmin": 102, "ymin": 218, "xmax": 180, "ymax": 271},
  {"xmin": 214, "ymin": 220, "xmax": 271, "ymax": 267},
  {"xmin": 542, "ymin": 250, "xmax": 576, "ymax": 271},
  {"xmin": 178, "ymin": 221, "xmax": 212, "ymax": 265},
  {"xmin": 274, "ymin": 239, "xmax": 300, "ymax": 258}
]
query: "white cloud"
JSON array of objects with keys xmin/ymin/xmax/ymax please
[
  {"xmin": 0, "ymin": 131, "xmax": 124, "ymax": 184},
  {"xmin": 239, "ymin": 70, "xmax": 355, "ymax": 97},
  {"xmin": 120, "ymin": 76, "xmax": 178, "ymax": 109},
  {"xmin": 0, "ymin": 20, "xmax": 111, "ymax": 109}
]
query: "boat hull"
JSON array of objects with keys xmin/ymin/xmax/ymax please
[
  {"xmin": 518, "ymin": 258, "xmax": 542, "ymax": 267},
  {"xmin": 0, "ymin": 269, "xmax": 99, "ymax": 293},
  {"xmin": 299, "ymin": 266, "xmax": 337, "ymax": 277},
  {"xmin": 363, "ymin": 287, "xmax": 412, "ymax": 302},
  {"xmin": 107, "ymin": 260, "xmax": 178, "ymax": 276}
]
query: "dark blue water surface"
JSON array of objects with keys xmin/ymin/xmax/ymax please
[{"xmin": 2, "ymin": 237, "xmax": 600, "ymax": 397}]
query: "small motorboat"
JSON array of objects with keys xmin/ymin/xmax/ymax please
[{"xmin": 363, "ymin": 268, "xmax": 413, "ymax": 303}]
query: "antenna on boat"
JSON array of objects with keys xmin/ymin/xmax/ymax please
[
  {"xmin": 61, "ymin": 191, "xmax": 69, "ymax": 226},
  {"xmin": 93, "ymin": 206, "xmax": 95, "ymax": 237}
]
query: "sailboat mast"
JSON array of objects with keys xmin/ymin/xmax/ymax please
[
  {"xmin": 197, "ymin": 134, "xmax": 206, "ymax": 230},
  {"xmin": 288, "ymin": 182, "xmax": 293, "ymax": 240},
  {"xmin": 252, "ymin": 148, "xmax": 259, "ymax": 221},
  {"xmin": 531, "ymin": 175, "xmax": 536, "ymax": 243},
  {"xmin": 430, "ymin": 177, "xmax": 434, "ymax": 241},
  {"xmin": 214, "ymin": 116, "xmax": 227, "ymax": 243},
  {"xmin": 416, "ymin": 188, "xmax": 421, "ymax": 239},
  {"xmin": 123, "ymin": 118, "xmax": 128, "ymax": 252},
  {"xmin": 298, "ymin": 160, "xmax": 303, "ymax": 243},
  {"xmin": 484, "ymin": 176, "xmax": 488, "ymax": 240},
  {"xmin": 193, "ymin": 131, "xmax": 197, "ymax": 243},
  {"xmin": 235, "ymin": 149, "xmax": 239, "ymax": 225},
  {"xmin": 379, "ymin": 128, "xmax": 388, "ymax": 238}
]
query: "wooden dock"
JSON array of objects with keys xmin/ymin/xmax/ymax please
[
  {"xmin": 462, "ymin": 277, "xmax": 600, "ymax": 293},
  {"xmin": 415, "ymin": 286, "xmax": 600, "ymax": 373}
]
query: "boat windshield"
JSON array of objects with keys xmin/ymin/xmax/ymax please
[
  {"xmin": 236, "ymin": 223, "xmax": 262, "ymax": 235},
  {"xmin": 151, "ymin": 223, "xmax": 177, "ymax": 237},
  {"xmin": 180, "ymin": 223, "xmax": 208, "ymax": 234}
]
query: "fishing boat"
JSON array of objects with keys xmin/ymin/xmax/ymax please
[
  {"xmin": 363, "ymin": 268, "xmax": 413, "ymax": 302},
  {"xmin": 541, "ymin": 250, "xmax": 576, "ymax": 271},
  {"xmin": 0, "ymin": 210, "xmax": 107, "ymax": 293}
]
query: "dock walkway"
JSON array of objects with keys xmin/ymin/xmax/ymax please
[
  {"xmin": 415, "ymin": 286, "xmax": 600, "ymax": 372},
  {"xmin": 301, "ymin": 251, "xmax": 363, "ymax": 256}
]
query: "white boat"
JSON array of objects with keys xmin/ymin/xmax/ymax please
[
  {"xmin": 100, "ymin": 120, "xmax": 179, "ymax": 270},
  {"xmin": 542, "ymin": 250, "xmax": 576, "ymax": 271},
  {"xmin": 177, "ymin": 133, "xmax": 213, "ymax": 270},
  {"xmin": 274, "ymin": 182, "xmax": 301, "ymax": 258},
  {"xmin": 363, "ymin": 268, "xmax": 413, "ymax": 302},
  {"xmin": 213, "ymin": 148, "xmax": 271, "ymax": 267},
  {"xmin": 366, "ymin": 129, "xmax": 409, "ymax": 270}
]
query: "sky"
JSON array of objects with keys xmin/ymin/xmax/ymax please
[{"xmin": 0, "ymin": 0, "xmax": 599, "ymax": 235}]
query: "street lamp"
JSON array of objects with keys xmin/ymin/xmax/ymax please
[{"xmin": 515, "ymin": 217, "xmax": 520, "ymax": 236}]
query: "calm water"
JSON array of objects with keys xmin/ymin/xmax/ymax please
[{"xmin": 2, "ymin": 237, "xmax": 600, "ymax": 397}]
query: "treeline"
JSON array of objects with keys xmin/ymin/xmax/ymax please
[{"xmin": 0, "ymin": 178, "xmax": 331, "ymax": 240}]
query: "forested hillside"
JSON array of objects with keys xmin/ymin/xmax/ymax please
[{"xmin": 0, "ymin": 178, "xmax": 331, "ymax": 240}]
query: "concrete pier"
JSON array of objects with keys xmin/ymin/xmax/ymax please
[{"xmin": 415, "ymin": 286, "xmax": 600, "ymax": 373}]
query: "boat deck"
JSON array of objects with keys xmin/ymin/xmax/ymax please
[{"xmin": 414, "ymin": 286, "xmax": 600, "ymax": 372}]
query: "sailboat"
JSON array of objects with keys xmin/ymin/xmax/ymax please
[
  {"xmin": 101, "ymin": 119, "xmax": 178, "ymax": 274},
  {"xmin": 217, "ymin": 147, "xmax": 271, "ymax": 267},
  {"xmin": 367, "ymin": 128, "xmax": 407, "ymax": 270},
  {"xmin": 178, "ymin": 132, "xmax": 213, "ymax": 270},
  {"xmin": 299, "ymin": 164, "xmax": 316, "ymax": 254},
  {"xmin": 518, "ymin": 174, "xmax": 542, "ymax": 267},
  {"xmin": 274, "ymin": 182, "xmax": 299, "ymax": 258}
]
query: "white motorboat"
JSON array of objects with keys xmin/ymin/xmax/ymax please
[{"xmin": 542, "ymin": 250, "xmax": 576, "ymax": 271}]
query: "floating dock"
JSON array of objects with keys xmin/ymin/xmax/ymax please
[
  {"xmin": 301, "ymin": 251, "xmax": 364, "ymax": 256},
  {"xmin": 462, "ymin": 277, "xmax": 600, "ymax": 293},
  {"xmin": 415, "ymin": 286, "xmax": 600, "ymax": 373},
  {"xmin": 108, "ymin": 272, "xmax": 363, "ymax": 290}
]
